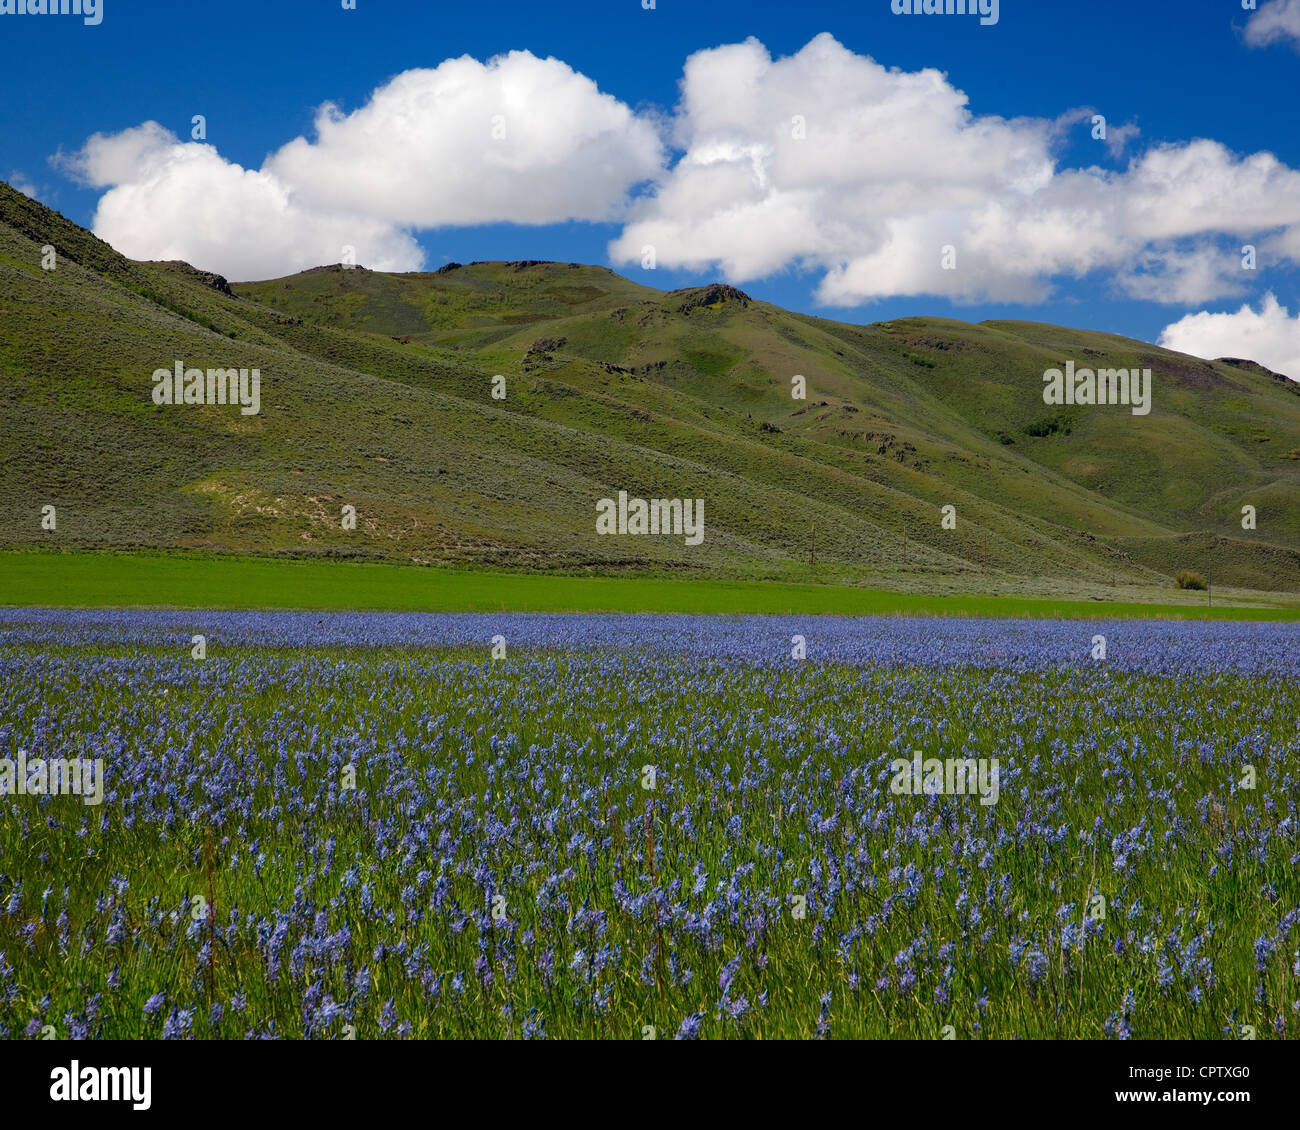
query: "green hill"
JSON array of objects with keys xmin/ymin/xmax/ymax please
[{"xmin": 3, "ymin": 180, "xmax": 1299, "ymax": 597}]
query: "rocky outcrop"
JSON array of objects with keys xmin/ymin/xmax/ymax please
[
  {"xmin": 152, "ymin": 260, "xmax": 234, "ymax": 297},
  {"xmin": 673, "ymin": 284, "xmax": 752, "ymax": 314}
]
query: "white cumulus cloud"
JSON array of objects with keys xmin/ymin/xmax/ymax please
[
  {"xmin": 54, "ymin": 37, "xmax": 1300, "ymax": 300},
  {"xmin": 60, "ymin": 122, "xmax": 423, "ymax": 280},
  {"xmin": 1158, "ymin": 293, "xmax": 1300, "ymax": 380},
  {"xmin": 266, "ymin": 51, "xmax": 664, "ymax": 226},
  {"xmin": 56, "ymin": 51, "xmax": 661, "ymax": 280},
  {"xmin": 608, "ymin": 34, "xmax": 1300, "ymax": 306},
  {"xmin": 1244, "ymin": 0, "xmax": 1300, "ymax": 49}
]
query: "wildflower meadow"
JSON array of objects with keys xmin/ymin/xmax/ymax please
[{"xmin": 2, "ymin": 611, "xmax": 1297, "ymax": 1039}]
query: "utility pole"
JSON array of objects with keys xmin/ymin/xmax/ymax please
[{"xmin": 810, "ymin": 523, "xmax": 816, "ymax": 569}]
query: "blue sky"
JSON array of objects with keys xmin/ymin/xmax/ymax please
[{"xmin": 4, "ymin": 0, "xmax": 1300, "ymax": 368}]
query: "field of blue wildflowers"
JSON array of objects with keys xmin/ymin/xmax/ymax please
[{"xmin": 1, "ymin": 611, "xmax": 1297, "ymax": 1039}]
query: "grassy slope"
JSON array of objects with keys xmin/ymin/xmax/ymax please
[{"xmin": 3, "ymin": 181, "xmax": 1300, "ymax": 600}]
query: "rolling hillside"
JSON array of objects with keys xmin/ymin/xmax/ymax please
[{"xmin": 3, "ymin": 180, "xmax": 1299, "ymax": 595}]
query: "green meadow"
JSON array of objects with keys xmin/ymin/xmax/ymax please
[{"xmin": 3, "ymin": 550, "xmax": 1299, "ymax": 619}]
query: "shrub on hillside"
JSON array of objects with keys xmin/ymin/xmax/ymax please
[{"xmin": 1176, "ymin": 570, "xmax": 1208, "ymax": 591}]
